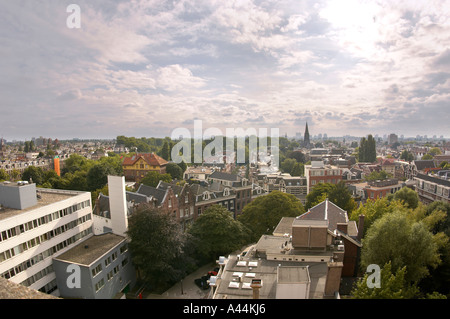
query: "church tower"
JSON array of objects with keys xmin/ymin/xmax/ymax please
[{"xmin": 304, "ymin": 122, "xmax": 311, "ymax": 149}]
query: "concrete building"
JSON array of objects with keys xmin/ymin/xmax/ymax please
[
  {"xmin": 53, "ymin": 232, "xmax": 135, "ymax": 299},
  {"xmin": 0, "ymin": 182, "xmax": 93, "ymax": 296}
]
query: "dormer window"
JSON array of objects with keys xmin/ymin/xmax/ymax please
[
  {"xmin": 202, "ymin": 192, "xmax": 210, "ymax": 200},
  {"xmin": 224, "ymin": 188, "xmax": 230, "ymax": 196}
]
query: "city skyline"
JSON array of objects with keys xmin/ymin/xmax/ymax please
[{"xmin": 1, "ymin": 0, "xmax": 450, "ymax": 141}]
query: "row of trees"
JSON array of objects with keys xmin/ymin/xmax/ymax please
[{"xmin": 358, "ymin": 134, "xmax": 377, "ymax": 163}]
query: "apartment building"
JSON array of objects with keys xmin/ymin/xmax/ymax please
[
  {"xmin": 304, "ymin": 161, "xmax": 343, "ymax": 194},
  {"xmin": 414, "ymin": 172, "xmax": 450, "ymax": 204},
  {"xmin": 0, "ymin": 181, "xmax": 93, "ymax": 296}
]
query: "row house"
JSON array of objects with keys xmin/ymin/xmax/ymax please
[
  {"xmin": 259, "ymin": 172, "xmax": 307, "ymax": 205},
  {"xmin": 413, "ymin": 173, "xmax": 450, "ymax": 205}
]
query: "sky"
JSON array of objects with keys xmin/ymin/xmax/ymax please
[{"xmin": 0, "ymin": 0, "xmax": 449, "ymax": 141}]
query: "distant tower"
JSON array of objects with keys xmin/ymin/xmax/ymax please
[{"xmin": 304, "ymin": 123, "xmax": 311, "ymax": 149}]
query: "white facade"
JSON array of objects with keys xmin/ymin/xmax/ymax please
[{"xmin": 0, "ymin": 187, "xmax": 93, "ymax": 296}]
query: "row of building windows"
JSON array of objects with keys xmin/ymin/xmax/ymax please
[
  {"xmin": 0, "ymin": 213, "xmax": 92, "ymax": 264},
  {"xmin": 38, "ymin": 278, "xmax": 58, "ymax": 294},
  {"xmin": 310, "ymin": 170, "xmax": 341, "ymax": 176},
  {"xmin": 0, "ymin": 200, "xmax": 90, "ymax": 243},
  {"xmin": 0, "ymin": 228, "xmax": 92, "ymax": 280},
  {"xmin": 94, "ymin": 246, "xmax": 129, "ymax": 294},
  {"xmin": 21, "ymin": 264, "xmax": 54, "ymax": 287},
  {"xmin": 92, "ymin": 244, "xmax": 128, "ymax": 279}
]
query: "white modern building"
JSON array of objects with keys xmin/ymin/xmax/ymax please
[{"xmin": 0, "ymin": 181, "xmax": 93, "ymax": 296}]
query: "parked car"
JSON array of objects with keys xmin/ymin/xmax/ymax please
[{"xmin": 194, "ymin": 276, "xmax": 210, "ymax": 290}]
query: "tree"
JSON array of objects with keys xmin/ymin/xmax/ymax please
[
  {"xmin": 364, "ymin": 170, "xmax": 392, "ymax": 181},
  {"xmin": 422, "ymin": 154, "xmax": 433, "ymax": 160},
  {"xmin": 161, "ymin": 141, "xmax": 171, "ymax": 161},
  {"xmin": 280, "ymin": 158, "xmax": 296, "ymax": 174},
  {"xmin": 361, "ymin": 210, "xmax": 442, "ymax": 283},
  {"xmin": 358, "ymin": 135, "xmax": 376, "ymax": 162},
  {"xmin": 188, "ymin": 205, "xmax": 250, "ymax": 262},
  {"xmin": 238, "ymin": 191, "xmax": 305, "ymax": 242},
  {"xmin": 393, "ymin": 186, "xmax": 419, "ymax": 209},
  {"xmin": 0, "ymin": 169, "xmax": 10, "ymax": 181},
  {"xmin": 290, "ymin": 163, "xmax": 304, "ymax": 176},
  {"xmin": 140, "ymin": 171, "xmax": 172, "ymax": 187},
  {"xmin": 166, "ymin": 162, "xmax": 183, "ymax": 180},
  {"xmin": 349, "ymin": 198, "xmax": 395, "ymax": 238},
  {"xmin": 429, "ymin": 147, "xmax": 442, "ymax": 156},
  {"xmin": 351, "ymin": 262, "xmax": 419, "ymax": 299},
  {"xmin": 21, "ymin": 166, "xmax": 44, "ymax": 185},
  {"xmin": 126, "ymin": 205, "xmax": 188, "ymax": 289},
  {"xmin": 305, "ymin": 183, "xmax": 335, "ymax": 209},
  {"xmin": 400, "ymin": 150, "xmax": 414, "ymax": 162},
  {"xmin": 86, "ymin": 163, "xmax": 118, "ymax": 191},
  {"xmin": 328, "ymin": 181, "xmax": 357, "ymax": 215}
]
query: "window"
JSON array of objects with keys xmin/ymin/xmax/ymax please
[
  {"xmin": 105, "ymin": 257, "xmax": 111, "ymax": 267},
  {"xmin": 120, "ymin": 244, "xmax": 128, "ymax": 254},
  {"xmin": 92, "ymin": 264, "xmax": 102, "ymax": 277},
  {"xmin": 95, "ymin": 278, "xmax": 105, "ymax": 292}
]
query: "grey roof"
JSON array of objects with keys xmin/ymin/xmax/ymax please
[
  {"xmin": 136, "ymin": 184, "xmax": 167, "ymax": 204},
  {"xmin": 209, "ymin": 171, "xmax": 240, "ymax": 182},
  {"xmin": 414, "ymin": 160, "xmax": 436, "ymax": 171},
  {"xmin": 415, "ymin": 173, "xmax": 450, "ymax": 187},
  {"xmin": 156, "ymin": 181, "xmax": 184, "ymax": 195},
  {"xmin": 296, "ymin": 199, "xmax": 348, "ymax": 232},
  {"xmin": 53, "ymin": 233, "xmax": 126, "ymax": 266}
]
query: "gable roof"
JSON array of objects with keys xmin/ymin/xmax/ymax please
[
  {"xmin": 296, "ymin": 199, "xmax": 348, "ymax": 232},
  {"xmin": 209, "ymin": 171, "xmax": 240, "ymax": 182},
  {"xmin": 414, "ymin": 160, "xmax": 436, "ymax": 171},
  {"xmin": 122, "ymin": 153, "xmax": 168, "ymax": 167},
  {"xmin": 136, "ymin": 184, "xmax": 168, "ymax": 204}
]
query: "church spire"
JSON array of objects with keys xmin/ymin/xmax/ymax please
[{"xmin": 304, "ymin": 122, "xmax": 311, "ymax": 148}]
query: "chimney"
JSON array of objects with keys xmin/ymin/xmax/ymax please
[
  {"xmin": 250, "ymin": 279, "xmax": 262, "ymax": 299},
  {"xmin": 336, "ymin": 223, "xmax": 348, "ymax": 234},
  {"xmin": 108, "ymin": 175, "xmax": 128, "ymax": 237},
  {"xmin": 357, "ymin": 214, "xmax": 365, "ymax": 241},
  {"xmin": 324, "ymin": 262, "xmax": 343, "ymax": 297}
]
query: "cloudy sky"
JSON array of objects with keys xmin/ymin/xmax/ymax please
[{"xmin": 1, "ymin": 0, "xmax": 449, "ymax": 141}]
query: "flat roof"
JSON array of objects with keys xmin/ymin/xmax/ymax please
[
  {"xmin": 54, "ymin": 233, "xmax": 126, "ymax": 266},
  {"xmin": 278, "ymin": 266, "xmax": 310, "ymax": 284},
  {"xmin": 0, "ymin": 189, "xmax": 84, "ymax": 221},
  {"xmin": 213, "ymin": 254, "xmax": 328, "ymax": 299}
]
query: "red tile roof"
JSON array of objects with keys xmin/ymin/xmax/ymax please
[{"xmin": 122, "ymin": 153, "xmax": 168, "ymax": 167}]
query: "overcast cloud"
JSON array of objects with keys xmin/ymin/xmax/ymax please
[{"xmin": 0, "ymin": 0, "xmax": 449, "ymax": 140}]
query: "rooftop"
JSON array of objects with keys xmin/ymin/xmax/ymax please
[
  {"xmin": 0, "ymin": 188, "xmax": 83, "ymax": 221},
  {"xmin": 53, "ymin": 233, "xmax": 126, "ymax": 266},
  {"xmin": 0, "ymin": 277, "xmax": 59, "ymax": 299},
  {"xmin": 213, "ymin": 254, "xmax": 328, "ymax": 299}
]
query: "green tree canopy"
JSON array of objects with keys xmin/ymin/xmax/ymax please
[
  {"xmin": 126, "ymin": 205, "xmax": 188, "ymax": 288},
  {"xmin": 166, "ymin": 162, "xmax": 183, "ymax": 180},
  {"xmin": 351, "ymin": 262, "xmax": 419, "ymax": 299},
  {"xmin": 21, "ymin": 166, "xmax": 44, "ymax": 185},
  {"xmin": 188, "ymin": 205, "xmax": 251, "ymax": 262},
  {"xmin": 140, "ymin": 171, "xmax": 172, "ymax": 187},
  {"xmin": 361, "ymin": 209, "xmax": 443, "ymax": 283},
  {"xmin": 0, "ymin": 169, "xmax": 10, "ymax": 181},
  {"xmin": 238, "ymin": 191, "xmax": 305, "ymax": 242},
  {"xmin": 393, "ymin": 186, "xmax": 419, "ymax": 209}
]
